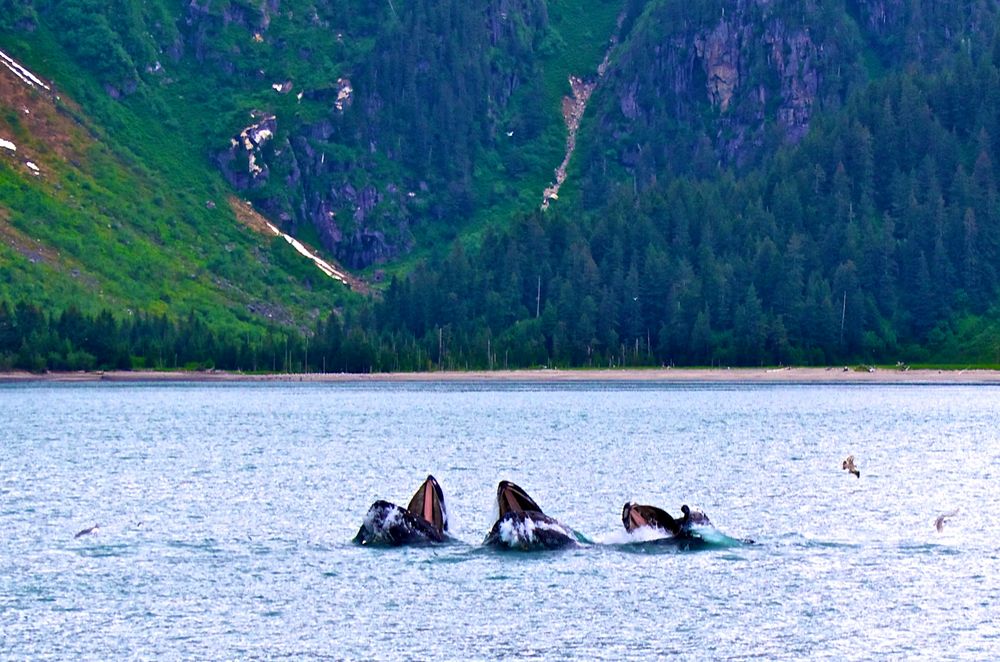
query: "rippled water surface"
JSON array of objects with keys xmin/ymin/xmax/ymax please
[{"xmin": 2, "ymin": 381, "xmax": 998, "ymax": 659}]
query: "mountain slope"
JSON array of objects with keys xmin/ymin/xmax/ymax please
[
  {"xmin": 4, "ymin": 0, "xmax": 1000, "ymax": 371},
  {"xmin": 371, "ymin": 0, "xmax": 1000, "ymax": 368},
  {"xmin": 1, "ymin": 39, "xmax": 350, "ymax": 333}
]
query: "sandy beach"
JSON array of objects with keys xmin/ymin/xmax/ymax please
[{"xmin": 3, "ymin": 367, "xmax": 1000, "ymax": 384}]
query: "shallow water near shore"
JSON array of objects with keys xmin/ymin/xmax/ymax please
[{"xmin": 1, "ymin": 381, "xmax": 998, "ymax": 659}]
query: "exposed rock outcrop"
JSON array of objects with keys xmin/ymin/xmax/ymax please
[
  {"xmin": 695, "ymin": 21, "xmax": 740, "ymax": 112},
  {"xmin": 184, "ymin": 0, "xmax": 278, "ymax": 68},
  {"xmin": 542, "ymin": 11, "xmax": 624, "ymax": 209},
  {"xmin": 217, "ymin": 113, "xmax": 276, "ymax": 190},
  {"xmin": 334, "ymin": 78, "xmax": 353, "ymax": 112},
  {"xmin": 584, "ymin": 0, "xmax": 864, "ymax": 191},
  {"xmin": 542, "ymin": 76, "xmax": 596, "ymax": 208},
  {"xmin": 191, "ymin": 0, "xmax": 549, "ymax": 269},
  {"xmin": 764, "ymin": 24, "xmax": 819, "ymax": 143},
  {"xmin": 689, "ymin": 6, "xmax": 827, "ymax": 156}
]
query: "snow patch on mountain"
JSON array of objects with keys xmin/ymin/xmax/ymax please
[{"xmin": 0, "ymin": 48, "xmax": 50, "ymax": 91}]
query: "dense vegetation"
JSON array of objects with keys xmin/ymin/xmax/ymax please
[
  {"xmin": 0, "ymin": 299, "xmax": 380, "ymax": 373},
  {"xmin": 3, "ymin": 0, "xmax": 614, "ymax": 266},
  {"xmin": 363, "ymin": 2, "xmax": 1000, "ymax": 369},
  {"xmin": 0, "ymin": 3, "xmax": 360, "ymax": 344},
  {"xmin": 4, "ymin": 1, "xmax": 1000, "ymax": 372}
]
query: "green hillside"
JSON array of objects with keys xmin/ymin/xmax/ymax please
[
  {"xmin": 1, "ymin": 16, "xmax": 354, "ymax": 369},
  {"xmin": 3, "ymin": 0, "xmax": 1000, "ymax": 371},
  {"xmin": 1, "ymin": 31, "xmax": 349, "ymax": 302}
]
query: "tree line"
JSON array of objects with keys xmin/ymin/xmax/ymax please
[
  {"xmin": 0, "ymin": 301, "xmax": 385, "ymax": 374},
  {"xmin": 6, "ymin": 2, "xmax": 1000, "ymax": 373}
]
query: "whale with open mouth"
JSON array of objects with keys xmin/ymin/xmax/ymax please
[
  {"xmin": 621, "ymin": 501, "xmax": 750, "ymax": 549},
  {"xmin": 622, "ymin": 502, "xmax": 683, "ymax": 535},
  {"xmin": 622, "ymin": 502, "xmax": 714, "ymax": 535},
  {"xmin": 353, "ymin": 475, "xmax": 448, "ymax": 546},
  {"xmin": 483, "ymin": 480, "xmax": 581, "ymax": 550}
]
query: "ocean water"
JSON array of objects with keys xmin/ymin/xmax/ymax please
[{"xmin": 1, "ymin": 381, "xmax": 998, "ymax": 659}]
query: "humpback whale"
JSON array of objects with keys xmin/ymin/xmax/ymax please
[
  {"xmin": 622, "ymin": 502, "xmax": 713, "ymax": 536},
  {"xmin": 621, "ymin": 502, "xmax": 682, "ymax": 535},
  {"xmin": 483, "ymin": 481, "xmax": 580, "ymax": 550},
  {"xmin": 621, "ymin": 502, "xmax": 745, "ymax": 549},
  {"xmin": 353, "ymin": 475, "xmax": 449, "ymax": 546}
]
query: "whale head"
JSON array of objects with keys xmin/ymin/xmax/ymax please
[
  {"xmin": 405, "ymin": 474, "xmax": 448, "ymax": 535},
  {"xmin": 622, "ymin": 502, "xmax": 679, "ymax": 535},
  {"xmin": 496, "ymin": 480, "xmax": 545, "ymax": 518},
  {"xmin": 485, "ymin": 481, "xmax": 580, "ymax": 550}
]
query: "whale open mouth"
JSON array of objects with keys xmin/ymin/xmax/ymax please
[
  {"xmin": 485, "ymin": 481, "xmax": 580, "ymax": 550},
  {"xmin": 622, "ymin": 502, "xmax": 648, "ymax": 531},
  {"xmin": 496, "ymin": 480, "xmax": 544, "ymax": 517},
  {"xmin": 622, "ymin": 502, "xmax": 679, "ymax": 535},
  {"xmin": 405, "ymin": 475, "xmax": 448, "ymax": 535}
]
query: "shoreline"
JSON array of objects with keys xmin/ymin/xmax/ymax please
[{"xmin": 3, "ymin": 367, "xmax": 1000, "ymax": 384}]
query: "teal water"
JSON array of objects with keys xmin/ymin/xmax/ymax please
[{"xmin": 1, "ymin": 382, "xmax": 998, "ymax": 659}]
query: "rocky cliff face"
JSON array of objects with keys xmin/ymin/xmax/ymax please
[
  {"xmin": 588, "ymin": 0, "xmax": 860, "ymax": 185},
  {"xmin": 695, "ymin": 20, "xmax": 740, "ymax": 113},
  {"xmin": 762, "ymin": 21, "xmax": 821, "ymax": 144},
  {"xmin": 187, "ymin": 0, "xmax": 549, "ymax": 269},
  {"xmin": 579, "ymin": 0, "xmax": 996, "ymax": 198}
]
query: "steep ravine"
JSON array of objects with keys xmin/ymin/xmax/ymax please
[{"xmin": 541, "ymin": 15, "xmax": 623, "ymax": 210}]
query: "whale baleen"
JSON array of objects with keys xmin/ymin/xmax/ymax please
[
  {"xmin": 483, "ymin": 480, "xmax": 580, "ymax": 550},
  {"xmin": 622, "ymin": 502, "xmax": 714, "ymax": 537},
  {"xmin": 353, "ymin": 475, "xmax": 448, "ymax": 546},
  {"xmin": 622, "ymin": 502, "xmax": 682, "ymax": 535},
  {"xmin": 620, "ymin": 501, "xmax": 746, "ymax": 549}
]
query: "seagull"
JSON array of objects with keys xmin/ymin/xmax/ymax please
[
  {"xmin": 842, "ymin": 455, "xmax": 860, "ymax": 478},
  {"xmin": 74, "ymin": 524, "xmax": 100, "ymax": 538},
  {"xmin": 934, "ymin": 509, "xmax": 959, "ymax": 532}
]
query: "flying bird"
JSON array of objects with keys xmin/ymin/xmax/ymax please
[
  {"xmin": 74, "ymin": 524, "xmax": 99, "ymax": 538},
  {"xmin": 934, "ymin": 509, "xmax": 959, "ymax": 532},
  {"xmin": 842, "ymin": 455, "xmax": 860, "ymax": 478}
]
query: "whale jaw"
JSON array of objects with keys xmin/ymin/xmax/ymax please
[
  {"xmin": 353, "ymin": 500, "xmax": 447, "ymax": 546},
  {"xmin": 483, "ymin": 511, "xmax": 578, "ymax": 550},
  {"xmin": 353, "ymin": 475, "xmax": 449, "ymax": 546},
  {"xmin": 406, "ymin": 475, "xmax": 448, "ymax": 535},
  {"xmin": 485, "ymin": 481, "xmax": 578, "ymax": 550},
  {"xmin": 622, "ymin": 502, "xmax": 680, "ymax": 535}
]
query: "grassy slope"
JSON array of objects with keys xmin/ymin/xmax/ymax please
[
  {"xmin": 3, "ymin": 1, "xmax": 625, "ymax": 307},
  {"xmin": 0, "ymin": 27, "xmax": 350, "ymax": 332}
]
